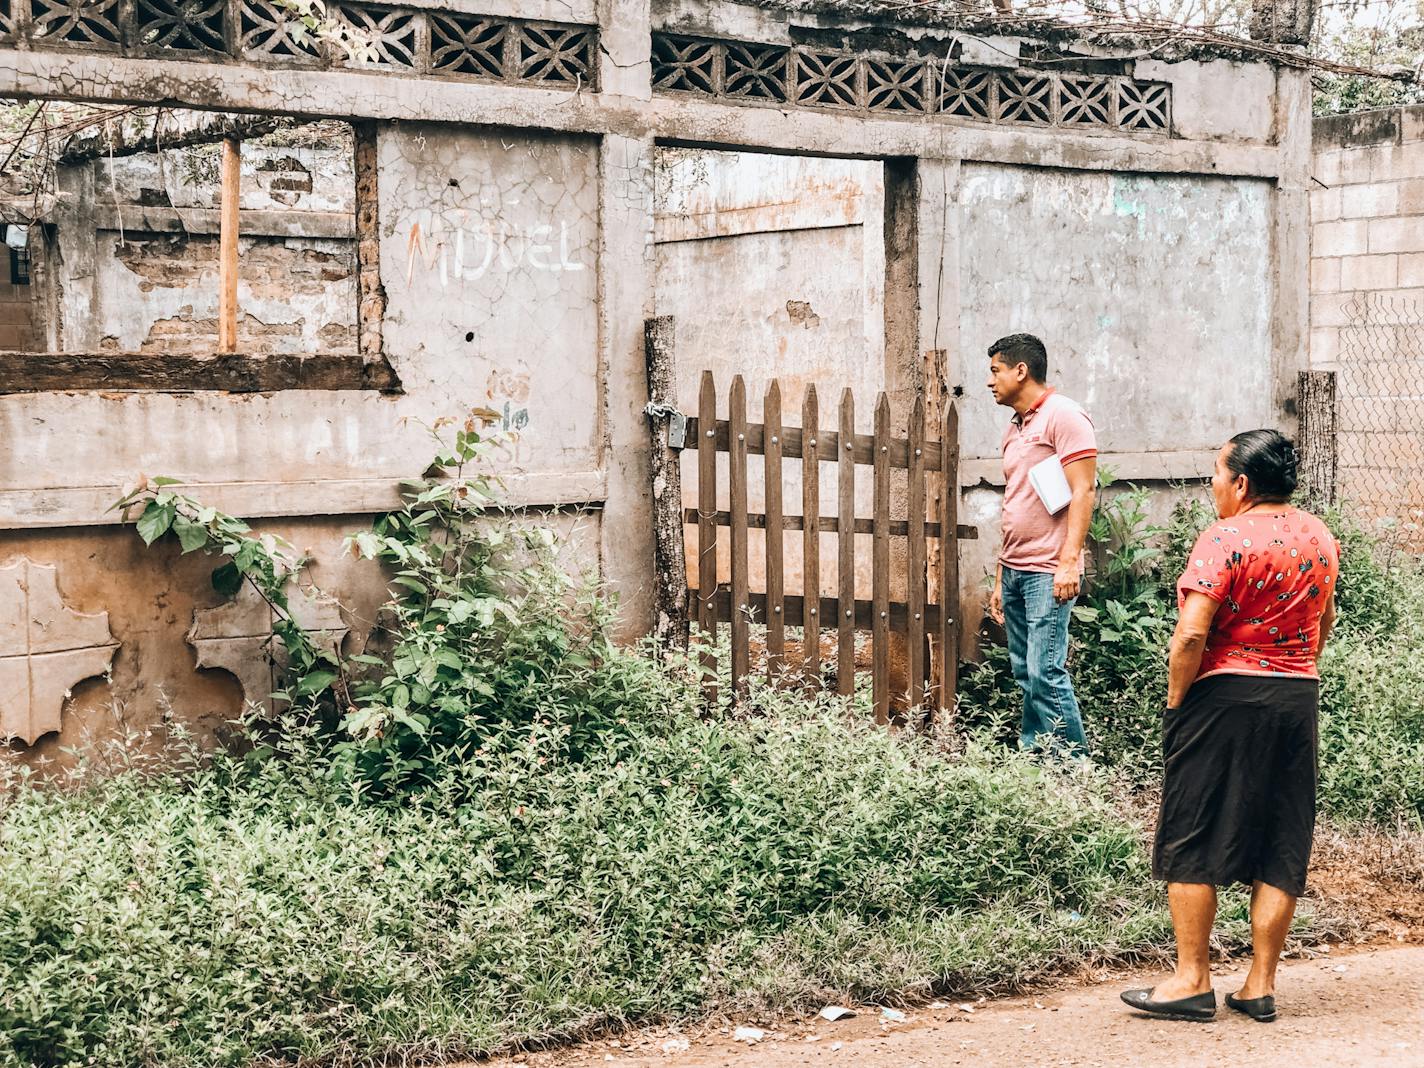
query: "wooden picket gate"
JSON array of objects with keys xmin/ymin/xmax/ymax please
[{"xmin": 679, "ymin": 369, "xmax": 965, "ymax": 724}]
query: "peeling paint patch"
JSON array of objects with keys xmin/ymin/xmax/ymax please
[{"xmin": 786, "ymin": 299, "xmax": 822, "ymax": 329}]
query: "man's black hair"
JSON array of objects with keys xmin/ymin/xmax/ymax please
[{"xmin": 988, "ymin": 333, "xmax": 1048, "ymax": 384}]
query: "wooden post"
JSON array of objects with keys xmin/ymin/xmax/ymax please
[
  {"xmin": 764, "ymin": 380, "xmax": 785, "ymax": 679},
  {"xmin": 1298, "ymin": 370, "xmax": 1337, "ymax": 512},
  {"xmin": 729, "ymin": 375, "xmax": 751, "ymax": 701},
  {"xmin": 644, "ymin": 316, "xmax": 688, "ymax": 652},
  {"xmin": 922, "ymin": 349, "xmax": 949, "ymax": 699},
  {"xmin": 801, "ymin": 385, "xmax": 822, "ymax": 690},
  {"xmin": 871, "ymin": 393, "xmax": 891, "ymax": 724},
  {"xmin": 836, "ymin": 388, "xmax": 856, "ymax": 697},
  {"xmin": 697, "ymin": 371, "xmax": 718, "ymax": 707},
  {"xmin": 938, "ymin": 402, "xmax": 961, "ymax": 720},
  {"xmin": 218, "ymin": 136, "xmax": 241, "ymax": 353},
  {"xmin": 906, "ymin": 393, "xmax": 927, "ymax": 713}
]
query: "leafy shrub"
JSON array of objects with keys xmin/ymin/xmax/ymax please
[
  {"xmin": 960, "ymin": 476, "xmax": 1424, "ymax": 828},
  {"xmin": 0, "ymin": 685, "xmax": 1202, "ymax": 1068},
  {"xmin": 959, "ymin": 474, "xmax": 1207, "ymax": 779}
]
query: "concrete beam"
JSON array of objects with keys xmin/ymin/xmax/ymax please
[
  {"xmin": 0, "ymin": 470, "xmax": 608, "ymax": 528},
  {"xmin": 0, "ymin": 50, "xmax": 1285, "ymax": 180},
  {"xmin": 598, "ymin": 133, "xmax": 658, "ymax": 638},
  {"xmin": 959, "ymin": 449, "xmax": 1217, "ymax": 487},
  {"xmin": 0, "ymin": 351, "xmax": 396, "ymax": 393},
  {"xmin": 90, "ymin": 206, "xmax": 355, "ymax": 240},
  {"xmin": 1271, "ymin": 66, "xmax": 1313, "ymax": 429}
]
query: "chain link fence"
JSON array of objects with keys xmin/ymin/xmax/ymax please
[{"xmin": 1335, "ymin": 292, "xmax": 1424, "ymax": 556}]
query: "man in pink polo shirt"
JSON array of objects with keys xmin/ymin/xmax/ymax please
[{"xmin": 985, "ymin": 333, "xmax": 1097, "ymax": 754}]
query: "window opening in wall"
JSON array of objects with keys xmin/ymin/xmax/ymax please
[
  {"xmin": 0, "ymin": 102, "xmax": 395, "ymax": 390},
  {"xmin": 4, "ymin": 226, "xmax": 30, "ymax": 286}
]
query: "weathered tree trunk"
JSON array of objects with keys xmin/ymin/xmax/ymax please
[
  {"xmin": 645, "ymin": 316, "xmax": 690, "ymax": 652},
  {"xmin": 1298, "ymin": 370, "xmax": 1337, "ymax": 512}
]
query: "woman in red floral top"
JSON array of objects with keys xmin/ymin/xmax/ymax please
[{"xmin": 1122, "ymin": 430, "xmax": 1339, "ymax": 1025}]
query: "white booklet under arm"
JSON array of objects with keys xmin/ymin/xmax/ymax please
[{"xmin": 1028, "ymin": 454, "xmax": 1073, "ymax": 515}]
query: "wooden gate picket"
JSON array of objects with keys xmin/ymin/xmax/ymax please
[{"xmin": 678, "ymin": 370, "xmax": 971, "ymax": 722}]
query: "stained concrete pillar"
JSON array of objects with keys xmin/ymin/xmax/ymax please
[
  {"xmin": 598, "ymin": 133, "xmax": 658, "ymax": 637},
  {"xmin": 882, "ymin": 157, "xmax": 921, "ymax": 423},
  {"xmin": 1273, "ymin": 65, "xmax": 1313, "ymax": 432},
  {"xmin": 598, "ymin": 0, "xmax": 652, "ymax": 101},
  {"xmin": 50, "ymin": 162, "xmax": 100, "ymax": 351}
]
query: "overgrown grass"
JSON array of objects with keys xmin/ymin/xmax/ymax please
[
  {"xmin": 3, "ymin": 454, "xmax": 1411, "ymax": 1067},
  {"xmin": 1, "ymin": 664, "xmax": 1256, "ymax": 1068},
  {"xmin": 958, "ymin": 486, "xmax": 1424, "ymax": 829}
]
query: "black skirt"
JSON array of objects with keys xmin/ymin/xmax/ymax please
[{"xmin": 1152, "ymin": 673, "xmax": 1319, "ymax": 897}]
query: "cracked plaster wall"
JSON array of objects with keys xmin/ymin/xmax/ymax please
[
  {"xmin": 953, "ymin": 162, "xmax": 1276, "ymax": 648},
  {"xmin": 380, "ymin": 123, "xmax": 602, "ymax": 473},
  {"xmin": 0, "ymin": 509, "xmax": 598, "ymax": 767},
  {"xmin": 955, "ymin": 163, "xmax": 1275, "ymax": 461}
]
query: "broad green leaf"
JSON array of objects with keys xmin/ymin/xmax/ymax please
[
  {"xmin": 135, "ymin": 502, "xmax": 176, "ymax": 546},
  {"xmin": 172, "ymin": 516, "xmax": 209, "ymax": 554},
  {"xmin": 296, "ymin": 670, "xmax": 337, "ymax": 698}
]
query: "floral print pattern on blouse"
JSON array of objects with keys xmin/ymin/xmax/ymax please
[{"xmin": 1176, "ymin": 509, "xmax": 1341, "ymax": 681}]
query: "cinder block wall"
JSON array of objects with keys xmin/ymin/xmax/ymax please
[
  {"xmin": 1312, "ymin": 107, "xmax": 1424, "ymax": 364},
  {"xmin": 1310, "ymin": 106, "xmax": 1424, "ymax": 535}
]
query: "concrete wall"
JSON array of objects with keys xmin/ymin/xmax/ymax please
[
  {"xmin": 0, "ymin": 0, "xmax": 1312, "ymax": 754},
  {"xmin": 954, "ymin": 163, "xmax": 1277, "ymax": 616},
  {"xmin": 1310, "ymin": 106, "xmax": 1424, "ymax": 542}
]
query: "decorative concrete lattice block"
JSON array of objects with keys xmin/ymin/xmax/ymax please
[
  {"xmin": 0, "ymin": 558, "xmax": 119, "ymax": 745},
  {"xmin": 652, "ymin": 33, "xmax": 1172, "ymax": 138},
  {"xmin": 187, "ymin": 583, "xmax": 348, "ymax": 712}
]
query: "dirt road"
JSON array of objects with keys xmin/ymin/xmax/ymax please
[{"xmin": 478, "ymin": 945, "xmax": 1424, "ymax": 1068}]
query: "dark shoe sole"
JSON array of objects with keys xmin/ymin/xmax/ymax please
[
  {"xmin": 1120, "ymin": 987, "xmax": 1216, "ymax": 1021},
  {"xmin": 1122, "ymin": 991, "xmax": 1213, "ymax": 1025},
  {"xmin": 1226, "ymin": 993, "xmax": 1277, "ymax": 1022}
]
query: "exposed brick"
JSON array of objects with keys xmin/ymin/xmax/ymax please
[
  {"xmin": 1400, "ymin": 252, "xmax": 1424, "ymax": 288},
  {"xmin": 1340, "ymin": 254, "xmax": 1398, "ymax": 291},
  {"xmin": 1341, "ymin": 181, "xmax": 1399, "ymax": 218},
  {"xmin": 1311, "ymin": 256, "xmax": 1341, "ymax": 294},
  {"xmin": 1313, "ymin": 219, "xmax": 1369, "ymax": 257},
  {"xmin": 1310, "ymin": 186, "xmax": 1341, "ymax": 223},
  {"xmin": 1312, "ymin": 150, "xmax": 1343, "ymax": 187},
  {"xmin": 1309, "ymin": 326, "xmax": 1339, "ymax": 367},
  {"xmin": 1340, "ymin": 146, "xmax": 1383, "ymax": 184},
  {"xmin": 1374, "ymin": 140, "xmax": 1424, "ymax": 181},
  {"xmin": 0, "ymin": 302, "xmax": 34, "ymax": 326},
  {"xmin": 1398, "ymin": 178, "xmax": 1424, "ymax": 216},
  {"xmin": 1312, "ymin": 291, "xmax": 1359, "ymax": 328},
  {"xmin": 1368, "ymin": 215, "xmax": 1424, "ymax": 254}
]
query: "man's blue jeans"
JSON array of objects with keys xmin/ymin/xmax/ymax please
[{"xmin": 1000, "ymin": 566, "xmax": 1087, "ymax": 755}]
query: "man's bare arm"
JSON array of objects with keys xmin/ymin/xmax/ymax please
[{"xmin": 1053, "ymin": 457, "xmax": 1097, "ymax": 603}]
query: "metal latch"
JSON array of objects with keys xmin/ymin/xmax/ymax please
[{"xmin": 644, "ymin": 402, "xmax": 687, "ymax": 449}]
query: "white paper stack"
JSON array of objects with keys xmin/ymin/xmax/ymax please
[{"xmin": 1028, "ymin": 455, "xmax": 1073, "ymax": 515}]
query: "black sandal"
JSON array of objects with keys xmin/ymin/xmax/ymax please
[
  {"xmin": 1226, "ymin": 992, "xmax": 1277, "ymax": 1022},
  {"xmin": 1120, "ymin": 987, "xmax": 1217, "ymax": 1021}
]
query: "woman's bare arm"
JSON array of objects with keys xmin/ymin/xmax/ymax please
[
  {"xmin": 1167, "ymin": 592, "xmax": 1220, "ymax": 709},
  {"xmin": 1317, "ymin": 591, "xmax": 1337, "ymax": 657}
]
